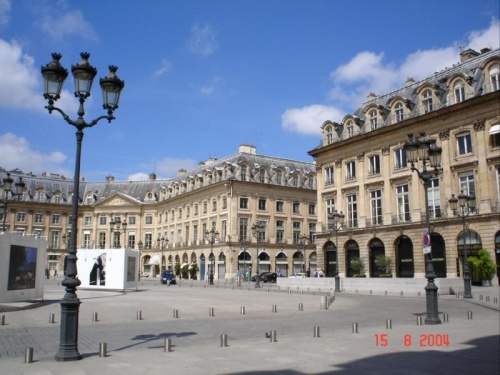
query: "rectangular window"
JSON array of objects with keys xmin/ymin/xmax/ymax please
[
  {"xmin": 309, "ymin": 222, "xmax": 316, "ymax": 239},
  {"xmin": 186, "ymin": 206, "xmax": 190, "ymax": 218},
  {"xmin": 178, "ymin": 209, "xmax": 182, "ymax": 219},
  {"xmin": 54, "ymin": 195, "xmax": 61, "ymax": 204},
  {"xmin": 193, "ymin": 225, "xmax": 198, "ymax": 242},
  {"xmin": 325, "ymin": 166, "xmax": 334, "ymax": 185},
  {"xmin": 171, "ymin": 210, "xmax": 175, "ymax": 221},
  {"xmin": 276, "ymin": 200, "xmax": 284, "ymax": 212},
  {"xmin": 212, "ymin": 200, "xmax": 217, "ymax": 212},
  {"xmin": 369, "ymin": 155, "xmax": 380, "ymax": 175},
  {"xmin": 257, "ymin": 220, "xmax": 267, "ymax": 242},
  {"xmin": 145, "ymin": 233, "xmax": 152, "ymax": 249},
  {"xmin": 346, "ymin": 194, "xmax": 358, "ymax": 228},
  {"xmin": 370, "ymin": 190, "xmax": 382, "ymax": 225},
  {"xmin": 99, "ymin": 232, "xmax": 106, "ymax": 249},
  {"xmin": 459, "ymin": 171, "xmax": 475, "ymax": 196},
  {"xmin": 84, "ymin": 216, "xmax": 91, "ymax": 226},
  {"xmin": 276, "ymin": 170, "xmax": 282, "ymax": 185},
  {"xmin": 52, "ymin": 214, "xmax": 60, "ymax": 225},
  {"xmin": 202, "ymin": 223, "xmax": 207, "ymax": 241},
  {"xmin": 276, "ymin": 220, "xmax": 284, "ymax": 243},
  {"xmin": 194, "ymin": 204, "xmax": 199, "ymax": 216},
  {"xmin": 222, "ymin": 197, "xmax": 227, "ymax": 210},
  {"xmin": 17, "ymin": 212, "xmax": 26, "ymax": 222},
  {"xmin": 427, "ymin": 178, "xmax": 441, "ymax": 219},
  {"xmin": 34, "ymin": 213, "xmax": 43, "ymax": 224},
  {"xmin": 221, "ymin": 220, "xmax": 226, "ymax": 241},
  {"xmin": 185, "ymin": 226, "xmax": 190, "ymax": 244},
  {"xmin": 177, "ymin": 229, "xmax": 182, "ymax": 243},
  {"xmin": 241, "ymin": 165, "xmax": 247, "ymax": 181},
  {"xmin": 239, "ymin": 218, "xmax": 248, "ymax": 242},
  {"xmin": 240, "ymin": 197, "xmax": 248, "ymax": 209},
  {"xmin": 396, "ymin": 184, "xmax": 410, "ymax": 222},
  {"xmin": 457, "ymin": 133, "xmax": 473, "ymax": 155},
  {"xmin": 258, "ymin": 198, "xmax": 266, "ymax": 211},
  {"xmin": 99, "ymin": 216, "xmax": 106, "ymax": 225},
  {"xmin": 347, "ymin": 123, "xmax": 354, "ymax": 137},
  {"xmin": 293, "ymin": 222, "xmax": 301, "ymax": 244},
  {"xmin": 128, "ymin": 234, "xmax": 135, "ymax": 249},
  {"xmin": 83, "ymin": 233, "xmax": 91, "ymax": 249},
  {"xmin": 259, "ymin": 169, "xmax": 265, "ymax": 183},
  {"xmin": 308, "ymin": 204, "xmax": 316, "ymax": 215},
  {"xmin": 203, "ymin": 202, "xmax": 207, "ymax": 214},
  {"xmin": 346, "ymin": 161, "xmax": 356, "ymax": 181},
  {"xmin": 394, "ymin": 148, "xmax": 407, "ymax": 170},
  {"xmin": 293, "ymin": 202, "xmax": 300, "ymax": 214},
  {"xmin": 128, "ymin": 215, "xmax": 135, "ymax": 225},
  {"xmin": 145, "ymin": 215, "xmax": 152, "ymax": 225},
  {"xmin": 51, "ymin": 230, "xmax": 59, "ymax": 248},
  {"xmin": 293, "ymin": 174, "xmax": 299, "ymax": 187}
]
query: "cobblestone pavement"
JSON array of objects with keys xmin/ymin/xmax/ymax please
[{"xmin": 0, "ymin": 280, "xmax": 498, "ymax": 375}]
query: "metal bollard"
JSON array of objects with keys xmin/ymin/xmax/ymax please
[
  {"xmin": 467, "ymin": 310, "xmax": 473, "ymax": 320},
  {"xmin": 456, "ymin": 293, "xmax": 460, "ymax": 299},
  {"xmin": 299, "ymin": 303, "xmax": 303, "ymax": 311},
  {"xmin": 494, "ymin": 298, "xmax": 498, "ymax": 304},
  {"xmin": 352, "ymin": 322, "xmax": 358, "ymax": 333},
  {"xmin": 270, "ymin": 330, "xmax": 277, "ymax": 342},
  {"xmin": 209, "ymin": 308, "xmax": 215, "ymax": 317},
  {"xmin": 24, "ymin": 347, "xmax": 34, "ymax": 363},
  {"xmin": 164, "ymin": 338, "xmax": 172, "ymax": 352},
  {"xmin": 173, "ymin": 309, "xmax": 179, "ymax": 318},
  {"xmin": 443, "ymin": 313, "xmax": 449, "ymax": 323},
  {"xmin": 1, "ymin": 315, "xmax": 5, "ymax": 325},
  {"xmin": 240, "ymin": 306, "xmax": 246, "ymax": 315},
  {"xmin": 221, "ymin": 334, "xmax": 228, "ymax": 347},
  {"xmin": 386, "ymin": 319, "xmax": 392, "ymax": 329},
  {"xmin": 137, "ymin": 310, "xmax": 142, "ymax": 320},
  {"xmin": 417, "ymin": 316, "xmax": 423, "ymax": 326},
  {"xmin": 99, "ymin": 343, "xmax": 107, "ymax": 357},
  {"xmin": 49, "ymin": 313, "xmax": 55, "ymax": 323},
  {"xmin": 272, "ymin": 305, "xmax": 277, "ymax": 313},
  {"xmin": 313, "ymin": 326, "xmax": 320, "ymax": 338},
  {"xmin": 486, "ymin": 296, "xmax": 490, "ymax": 302}
]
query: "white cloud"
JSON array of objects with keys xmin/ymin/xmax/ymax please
[
  {"xmin": 127, "ymin": 172, "xmax": 150, "ymax": 181},
  {"xmin": 153, "ymin": 59, "xmax": 172, "ymax": 77},
  {"xmin": 467, "ymin": 18, "xmax": 500, "ymax": 50},
  {"xmin": 0, "ymin": 38, "xmax": 77, "ymax": 113},
  {"xmin": 39, "ymin": 9, "xmax": 97, "ymax": 41},
  {"xmin": 281, "ymin": 105, "xmax": 344, "ymax": 136},
  {"xmin": 200, "ymin": 86, "xmax": 214, "ymax": 95},
  {"xmin": 187, "ymin": 23, "xmax": 218, "ymax": 56},
  {"xmin": 0, "ymin": 133, "xmax": 71, "ymax": 175},
  {"xmin": 0, "ymin": 0, "xmax": 11, "ymax": 27}
]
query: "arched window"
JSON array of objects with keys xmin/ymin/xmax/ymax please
[
  {"xmin": 454, "ymin": 81, "xmax": 465, "ymax": 103},
  {"xmin": 346, "ymin": 120, "xmax": 354, "ymax": 137},
  {"xmin": 422, "ymin": 89, "xmax": 433, "ymax": 113},
  {"xmin": 490, "ymin": 63, "xmax": 500, "ymax": 91},
  {"xmin": 326, "ymin": 126, "xmax": 333, "ymax": 144},
  {"xmin": 369, "ymin": 110, "xmax": 378, "ymax": 130},
  {"xmin": 259, "ymin": 169, "xmax": 266, "ymax": 183},
  {"xmin": 395, "ymin": 102, "xmax": 404, "ymax": 122}
]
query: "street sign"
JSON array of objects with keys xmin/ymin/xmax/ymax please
[
  {"xmin": 423, "ymin": 246, "xmax": 431, "ymax": 254},
  {"xmin": 423, "ymin": 233, "xmax": 431, "ymax": 247}
]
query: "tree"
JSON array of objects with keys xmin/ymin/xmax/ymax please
[
  {"xmin": 375, "ymin": 255, "xmax": 392, "ymax": 277},
  {"xmin": 350, "ymin": 257, "xmax": 365, "ymax": 277},
  {"xmin": 468, "ymin": 249, "xmax": 496, "ymax": 282}
]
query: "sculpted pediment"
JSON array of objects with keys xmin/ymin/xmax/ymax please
[{"xmin": 95, "ymin": 193, "xmax": 140, "ymax": 207}]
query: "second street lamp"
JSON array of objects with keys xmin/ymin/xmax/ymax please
[
  {"xmin": 328, "ymin": 210, "xmax": 344, "ymax": 292},
  {"xmin": 0, "ymin": 172, "xmax": 25, "ymax": 232},
  {"xmin": 251, "ymin": 222, "xmax": 265, "ymax": 288},
  {"xmin": 157, "ymin": 236, "xmax": 169, "ymax": 273},
  {"xmin": 206, "ymin": 229, "xmax": 219, "ymax": 285},
  {"xmin": 296, "ymin": 234, "xmax": 309, "ymax": 276},
  {"xmin": 110, "ymin": 218, "xmax": 127, "ymax": 248},
  {"xmin": 449, "ymin": 191, "xmax": 476, "ymax": 299},
  {"xmin": 240, "ymin": 239, "xmax": 249, "ymax": 284},
  {"xmin": 41, "ymin": 52, "xmax": 124, "ymax": 361},
  {"xmin": 137, "ymin": 240, "xmax": 143, "ymax": 281}
]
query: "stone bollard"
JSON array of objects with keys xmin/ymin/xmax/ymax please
[
  {"xmin": 173, "ymin": 309, "xmax": 179, "ymax": 318},
  {"xmin": 137, "ymin": 310, "xmax": 143, "ymax": 320},
  {"xmin": 92, "ymin": 312, "xmax": 99, "ymax": 322},
  {"xmin": 270, "ymin": 330, "xmax": 277, "ymax": 342},
  {"xmin": 49, "ymin": 313, "xmax": 55, "ymax": 324},
  {"xmin": 467, "ymin": 310, "xmax": 473, "ymax": 320},
  {"xmin": 386, "ymin": 319, "xmax": 392, "ymax": 329},
  {"xmin": 417, "ymin": 316, "xmax": 423, "ymax": 326},
  {"xmin": 240, "ymin": 306, "xmax": 246, "ymax": 315},
  {"xmin": 299, "ymin": 303, "xmax": 303, "ymax": 311},
  {"xmin": 352, "ymin": 322, "xmax": 358, "ymax": 333},
  {"xmin": 99, "ymin": 343, "xmax": 107, "ymax": 357},
  {"xmin": 320, "ymin": 296, "xmax": 328, "ymax": 310},
  {"xmin": 486, "ymin": 296, "xmax": 490, "ymax": 302},
  {"xmin": 24, "ymin": 348, "xmax": 34, "ymax": 363},
  {"xmin": 221, "ymin": 334, "xmax": 228, "ymax": 347},
  {"xmin": 443, "ymin": 313, "xmax": 449, "ymax": 323},
  {"xmin": 1, "ymin": 315, "xmax": 5, "ymax": 325},
  {"xmin": 164, "ymin": 338, "xmax": 172, "ymax": 352},
  {"xmin": 272, "ymin": 305, "xmax": 277, "ymax": 313},
  {"xmin": 313, "ymin": 326, "xmax": 320, "ymax": 338},
  {"xmin": 209, "ymin": 308, "xmax": 215, "ymax": 317}
]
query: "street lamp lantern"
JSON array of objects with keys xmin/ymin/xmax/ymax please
[
  {"xmin": 403, "ymin": 132, "xmax": 442, "ymax": 325},
  {"xmin": 205, "ymin": 229, "xmax": 219, "ymax": 285},
  {"xmin": 1, "ymin": 172, "xmax": 25, "ymax": 232},
  {"xmin": 328, "ymin": 210, "xmax": 344, "ymax": 292},
  {"xmin": 41, "ymin": 52, "xmax": 124, "ymax": 361},
  {"xmin": 251, "ymin": 222, "xmax": 265, "ymax": 288},
  {"xmin": 110, "ymin": 218, "xmax": 127, "ymax": 248},
  {"xmin": 449, "ymin": 190, "xmax": 476, "ymax": 299},
  {"xmin": 157, "ymin": 235, "xmax": 169, "ymax": 273},
  {"xmin": 100, "ymin": 66, "xmax": 125, "ymax": 110}
]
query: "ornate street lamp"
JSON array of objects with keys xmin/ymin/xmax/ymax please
[
  {"xmin": 109, "ymin": 217, "xmax": 127, "ymax": 248},
  {"xmin": 240, "ymin": 239, "xmax": 249, "ymax": 284},
  {"xmin": 0, "ymin": 172, "xmax": 25, "ymax": 232},
  {"xmin": 251, "ymin": 222, "xmax": 265, "ymax": 288},
  {"xmin": 137, "ymin": 240, "xmax": 143, "ymax": 281},
  {"xmin": 449, "ymin": 191, "xmax": 476, "ymax": 299},
  {"xmin": 205, "ymin": 229, "xmax": 219, "ymax": 285},
  {"xmin": 157, "ymin": 235, "xmax": 169, "ymax": 273},
  {"xmin": 328, "ymin": 210, "xmax": 344, "ymax": 292},
  {"xmin": 404, "ymin": 132, "xmax": 442, "ymax": 325},
  {"xmin": 296, "ymin": 234, "xmax": 309, "ymax": 276},
  {"xmin": 41, "ymin": 52, "xmax": 124, "ymax": 361}
]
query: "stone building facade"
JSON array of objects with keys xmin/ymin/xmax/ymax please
[
  {"xmin": 309, "ymin": 47, "xmax": 500, "ymax": 286},
  {"xmin": 0, "ymin": 144, "xmax": 317, "ymax": 280}
]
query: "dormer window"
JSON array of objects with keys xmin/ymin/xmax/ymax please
[
  {"xmin": 422, "ymin": 89, "xmax": 433, "ymax": 113},
  {"xmin": 490, "ymin": 63, "xmax": 500, "ymax": 91},
  {"xmin": 347, "ymin": 121, "xmax": 354, "ymax": 137},
  {"xmin": 395, "ymin": 102, "xmax": 404, "ymax": 122},
  {"xmin": 326, "ymin": 126, "xmax": 333, "ymax": 144},
  {"xmin": 369, "ymin": 110, "xmax": 378, "ymax": 130},
  {"xmin": 454, "ymin": 81, "xmax": 465, "ymax": 103},
  {"xmin": 276, "ymin": 170, "xmax": 283, "ymax": 185},
  {"xmin": 241, "ymin": 165, "xmax": 247, "ymax": 181},
  {"xmin": 259, "ymin": 169, "xmax": 265, "ymax": 183}
]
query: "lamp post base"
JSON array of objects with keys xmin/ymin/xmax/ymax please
[
  {"xmin": 463, "ymin": 277, "xmax": 473, "ymax": 299},
  {"xmin": 424, "ymin": 279, "xmax": 441, "ymax": 325},
  {"xmin": 55, "ymin": 295, "xmax": 82, "ymax": 361},
  {"xmin": 334, "ymin": 275, "xmax": 341, "ymax": 292}
]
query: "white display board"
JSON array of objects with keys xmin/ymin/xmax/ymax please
[
  {"xmin": 77, "ymin": 248, "xmax": 138, "ymax": 290},
  {"xmin": 0, "ymin": 233, "xmax": 46, "ymax": 303}
]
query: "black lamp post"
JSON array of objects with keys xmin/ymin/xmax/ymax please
[
  {"xmin": 0, "ymin": 172, "xmax": 25, "ymax": 232},
  {"xmin": 205, "ymin": 229, "xmax": 219, "ymax": 285},
  {"xmin": 296, "ymin": 234, "xmax": 309, "ymax": 276},
  {"xmin": 403, "ymin": 132, "xmax": 442, "ymax": 325},
  {"xmin": 157, "ymin": 235, "xmax": 169, "ymax": 273},
  {"xmin": 251, "ymin": 222, "xmax": 265, "ymax": 288},
  {"xmin": 240, "ymin": 240, "xmax": 249, "ymax": 284},
  {"xmin": 109, "ymin": 218, "xmax": 127, "ymax": 248},
  {"xmin": 41, "ymin": 52, "xmax": 124, "ymax": 361},
  {"xmin": 137, "ymin": 240, "xmax": 143, "ymax": 281},
  {"xmin": 449, "ymin": 191, "xmax": 476, "ymax": 299},
  {"xmin": 328, "ymin": 210, "xmax": 344, "ymax": 292}
]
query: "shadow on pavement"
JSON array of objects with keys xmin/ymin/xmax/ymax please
[{"xmin": 113, "ymin": 332, "xmax": 197, "ymax": 352}]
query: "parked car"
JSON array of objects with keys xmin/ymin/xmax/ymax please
[
  {"xmin": 161, "ymin": 270, "xmax": 176, "ymax": 285},
  {"xmin": 251, "ymin": 272, "xmax": 278, "ymax": 283}
]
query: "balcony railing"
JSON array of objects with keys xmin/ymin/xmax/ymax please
[
  {"xmin": 391, "ymin": 213, "xmax": 411, "ymax": 224},
  {"xmin": 365, "ymin": 217, "xmax": 383, "ymax": 227}
]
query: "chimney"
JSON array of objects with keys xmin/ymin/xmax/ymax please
[
  {"xmin": 106, "ymin": 174, "xmax": 115, "ymax": 182},
  {"xmin": 238, "ymin": 143, "xmax": 257, "ymax": 155},
  {"xmin": 405, "ymin": 77, "xmax": 415, "ymax": 86},
  {"xmin": 366, "ymin": 92, "xmax": 377, "ymax": 101},
  {"xmin": 149, "ymin": 172, "xmax": 156, "ymax": 180},
  {"xmin": 480, "ymin": 48, "xmax": 491, "ymax": 54},
  {"xmin": 460, "ymin": 48, "xmax": 479, "ymax": 63}
]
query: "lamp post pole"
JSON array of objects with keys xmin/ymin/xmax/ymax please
[
  {"xmin": 110, "ymin": 218, "xmax": 127, "ymax": 249},
  {"xmin": 240, "ymin": 240, "xmax": 249, "ymax": 284},
  {"xmin": 251, "ymin": 222, "xmax": 265, "ymax": 288},
  {"xmin": 157, "ymin": 236, "xmax": 169, "ymax": 273},
  {"xmin": 449, "ymin": 191, "xmax": 476, "ymax": 299},
  {"xmin": 404, "ymin": 132, "xmax": 442, "ymax": 325},
  {"xmin": 0, "ymin": 173, "xmax": 25, "ymax": 232},
  {"xmin": 328, "ymin": 211, "xmax": 344, "ymax": 292},
  {"xmin": 206, "ymin": 229, "xmax": 219, "ymax": 285},
  {"xmin": 137, "ymin": 240, "xmax": 143, "ymax": 281},
  {"xmin": 41, "ymin": 52, "xmax": 124, "ymax": 361},
  {"xmin": 296, "ymin": 234, "xmax": 309, "ymax": 276}
]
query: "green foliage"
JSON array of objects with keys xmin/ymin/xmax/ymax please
[
  {"xmin": 190, "ymin": 263, "xmax": 199, "ymax": 273},
  {"xmin": 350, "ymin": 257, "xmax": 365, "ymax": 277},
  {"xmin": 375, "ymin": 255, "xmax": 392, "ymax": 276},
  {"xmin": 468, "ymin": 249, "xmax": 496, "ymax": 281},
  {"xmin": 174, "ymin": 262, "xmax": 181, "ymax": 275}
]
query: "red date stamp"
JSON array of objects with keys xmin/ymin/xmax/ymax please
[{"xmin": 374, "ymin": 334, "xmax": 450, "ymax": 347}]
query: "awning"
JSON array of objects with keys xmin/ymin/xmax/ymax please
[{"xmin": 489, "ymin": 124, "xmax": 500, "ymax": 135}]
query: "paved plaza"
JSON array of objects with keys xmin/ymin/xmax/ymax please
[{"xmin": 0, "ymin": 279, "xmax": 499, "ymax": 375}]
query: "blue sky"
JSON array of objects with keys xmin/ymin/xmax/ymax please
[{"xmin": 0, "ymin": 0, "xmax": 499, "ymax": 181}]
